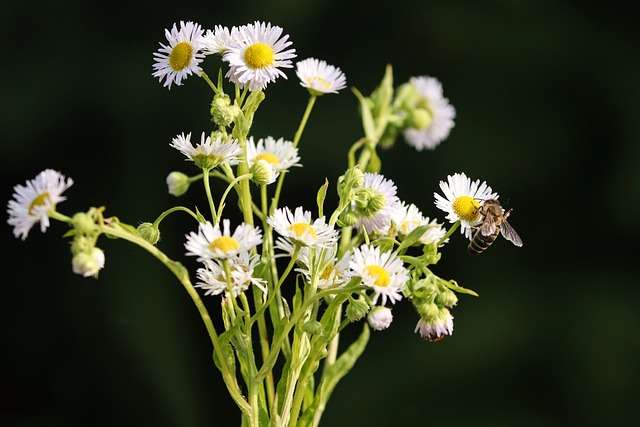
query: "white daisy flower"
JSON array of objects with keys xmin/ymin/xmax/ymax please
[
  {"xmin": 393, "ymin": 202, "xmax": 447, "ymax": 245},
  {"xmin": 246, "ymin": 136, "xmax": 301, "ymax": 179},
  {"xmin": 295, "ymin": 57, "xmax": 347, "ymax": 95},
  {"xmin": 296, "ymin": 245, "xmax": 351, "ymax": 289},
  {"xmin": 170, "ymin": 132, "xmax": 242, "ymax": 170},
  {"xmin": 7, "ymin": 169, "xmax": 74, "ymax": 240},
  {"xmin": 200, "ymin": 25, "xmax": 238, "ymax": 55},
  {"xmin": 152, "ymin": 21, "xmax": 205, "ymax": 89},
  {"xmin": 402, "ymin": 76, "xmax": 456, "ymax": 150},
  {"xmin": 267, "ymin": 206, "xmax": 337, "ymax": 250},
  {"xmin": 195, "ymin": 252, "xmax": 267, "ymax": 297},
  {"xmin": 185, "ymin": 219, "xmax": 262, "ymax": 261},
  {"xmin": 415, "ymin": 309, "xmax": 454, "ymax": 342},
  {"xmin": 223, "ymin": 21, "xmax": 296, "ymax": 91},
  {"xmin": 367, "ymin": 306, "xmax": 393, "ymax": 331},
  {"xmin": 349, "ymin": 244, "xmax": 408, "ymax": 306},
  {"xmin": 352, "ymin": 173, "xmax": 401, "ymax": 234},
  {"xmin": 434, "ymin": 172, "xmax": 498, "ymax": 239}
]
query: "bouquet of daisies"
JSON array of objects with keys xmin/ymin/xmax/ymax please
[{"xmin": 7, "ymin": 20, "xmax": 520, "ymax": 427}]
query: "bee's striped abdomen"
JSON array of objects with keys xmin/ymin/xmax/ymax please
[{"xmin": 468, "ymin": 226, "xmax": 500, "ymax": 255}]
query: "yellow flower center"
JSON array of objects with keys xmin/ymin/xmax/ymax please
[
  {"xmin": 244, "ymin": 43, "xmax": 275, "ymax": 69},
  {"xmin": 307, "ymin": 76, "xmax": 330, "ymax": 90},
  {"xmin": 253, "ymin": 153, "xmax": 280, "ymax": 165},
  {"xmin": 401, "ymin": 220, "xmax": 421, "ymax": 234},
  {"xmin": 209, "ymin": 236, "xmax": 240, "ymax": 254},
  {"xmin": 288, "ymin": 223, "xmax": 317, "ymax": 240},
  {"xmin": 452, "ymin": 196, "xmax": 480, "ymax": 222},
  {"xmin": 169, "ymin": 42, "xmax": 193, "ymax": 71},
  {"xmin": 365, "ymin": 265, "xmax": 391, "ymax": 288},
  {"xmin": 319, "ymin": 264, "xmax": 336, "ymax": 281},
  {"xmin": 28, "ymin": 192, "xmax": 50, "ymax": 215}
]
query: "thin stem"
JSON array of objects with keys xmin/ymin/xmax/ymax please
[
  {"xmin": 202, "ymin": 168, "xmax": 218, "ymax": 224},
  {"xmin": 152, "ymin": 206, "xmax": 199, "ymax": 227},
  {"xmin": 438, "ymin": 220, "xmax": 461, "ymax": 246}
]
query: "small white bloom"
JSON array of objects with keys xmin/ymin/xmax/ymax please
[
  {"xmin": 402, "ymin": 76, "xmax": 456, "ymax": 150},
  {"xmin": 415, "ymin": 309, "xmax": 454, "ymax": 342},
  {"xmin": 185, "ymin": 219, "xmax": 262, "ymax": 261},
  {"xmin": 170, "ymin": 132, "xmax": 242, "ymax": 169},
  {"xmin": 349, "ymin": 244, "xmax": 408, "ymax": 306},
  {"xmin": 267, "ymin": 206, "xmax": 337, "ymax": 250},
  {"xmin": 223, "ymin": 21, "xmax": 296, "ymax": 91},
  {"xmin": 246, "ymin": 136, "xmax": 301, "ymax": 179},
  {"xmin": 393, "ymin": 202, "xmax": 447, "ymax": 245},
  {"xmin": 152, "ymin": 21, "xmax": 205, "ymax": 89},
  {"xmin": 200, "ymin": 25, "xmax": 238, "ymax": 55},
  {"xmin": 166, "ymin": 171, "xmax": 190, "ymax": 196},
  {"xmin": 434, "ymin": 172, "xmax": 498, "ymax": 239},
  {"xmin": 296, "ymin": 245, "xmax": 351, "ymax": 289},
  {"xmin": 353, "ymin": 173, "xmax": 401, "ymax": 234},
  {"xmin": 195, "ymin": 252, "xmax": 266, "ymax": 297},
  {"xmin": 7, "ymin": 169, "xmax": 74, "ymax": 240},
  {"xmin": 72, "ymin": 247, "xmax": 105, "ymax": 278},
  {"xmin": 367, "ymin": 306, "xmax": 393, "ymax": 331},
  {"xmin": 295, "ymin": 58, "xmax": 347, "ymax": 95}
]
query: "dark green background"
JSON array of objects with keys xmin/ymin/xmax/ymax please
[{"xmin": 3, "ymin": 1, "xmax": 639, "ymax": 425}]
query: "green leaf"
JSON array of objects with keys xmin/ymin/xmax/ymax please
[
  {"xmin": 317, "ymin": 178, "xmax": 328, "ymax": 217},
  {"xmin": 442, "ymin": 278, "xmax": 479, "ymax": 297},
  {"xmin": 397, "ymin": 224, "xmax": 432, "ymax": 251}
]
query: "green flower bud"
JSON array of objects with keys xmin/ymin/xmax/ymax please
[
  {"xmin": 436, "ymin": 288, "xmax": 458, "ymax": 308},
  {"xmin": 166, "ymin": 171, "xmax": 190, "ymax": 197},
  {"xmin": 338, "ymin": 210, "xmax": 359, "ymax": 227},
  {"xmin": 250, "ymin": 159, "xmax": 277, "ymax": 185},
  {"xmin": 346, "ymin": 298, "xmax": 370, "ymax": 322},
  {"xmin": 354, "ymin": 188, "xmax": 386, "ymax": 218},
  {"xmin": 210, "ymin": 94, "xmax": 241, "ymax": 127},
  {"xmin": 70, "ymin": 235, "xmax": 92, "ymax": 255},
  {"xmin": 343, "ymin": 167, "xmax": 365, "ymax": 188},
  {"xmin": 137, "ymin": 222, "xmax": 161, "ymax": 245},
  {"xmin": 71, "ymin": 212, "xmax": 96, "ymax": 235},
  {"xmin": 302, "ymin": 320, "xmax": 324, "ymax": 335},
  {"xmin": 416, "ymin": 302, "xmax": 440, "ymax": 320}
]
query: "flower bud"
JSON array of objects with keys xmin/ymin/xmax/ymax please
[
  {"xmin": 435, "ymin": 288, "xmax": 458, "ymax": 308},
  {"xmin": 406, "ymin": 108, "xmax": 432, "ymax": 131},
  {"xmin": 250, "ymin": 159, "xmax": 277, "ymax": 185},
  {"xmin": 137, "ymin": 222, "xmax": 161, "ymax": 245},
  {"xmin": 346, "ymin": 297, "xmax": 370, "ymax": 322},
  {"xmin": 302, "ymin": 320, "xmax": 324, "ymax": 335},
  {"xmin": 166, "ymin": 171, "xmax": 190, "ymax": 197},
  {"xmin": 71, "ymin": 212, "xmax": 96, "ymax": 235},
  {"xmin": 416, "ymin": 301, "xmax": 440, "ymax": 320},
  {"xmin": 210, "ymin": 94, "xmax": 241, "ymax": 127},
  {"xmin": 367, "ymin": 306, "xmax": 393, "ymax": 331},
  {"xmin": 338, "ymin": 210, "xmax": 359, "ymax": 227},
  {"xmin": 72, "ymin": 247, "xmax": 105, "ymax": 278},
  {"xmin": 70, "ymin": 235, "xmax": 92, "ymax": 255}
]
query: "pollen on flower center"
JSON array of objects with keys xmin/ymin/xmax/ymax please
[
  {"xmin": 365, "ymin": 265, "xmax": 391, "ymax": 287},
  {"xmin": 319, "ymin": 264, "xmax": 336, "ymax": 281},
  {"xmin": 452, "ymin": 196, "xmax": 480, "ymax": 222},
  {"xmin": 244, "ymin": 43, "xmax": 275, "ymax": 69},
  {"xmin": 288, "ymin": 223, "xmax": 317, "ymax": 239},
  {"xmin": 169, "ymin": 42, "xmax": 193, "ymax": 70},
  {"xmin": 28, "ymin": 192, "xmax": 50, "ymax": 215},
  {"xmin": 401, "ymin": 220, "xmax": 421, "ymax": 234},
  {"xmin": 307, "ymin": 76, "xmax": 330, "ymax": 89},
  {"xmin": 209, "ymin": 236, "xmax": 240, "ymax": 254},
  {"xmin": 253, "ymin": 153, "xmax": 280, "ymax": 165}
]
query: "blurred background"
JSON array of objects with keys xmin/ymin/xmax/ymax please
[{"xmin": 2, "ymin": 0, "xmax": 639, "ymax": 425}]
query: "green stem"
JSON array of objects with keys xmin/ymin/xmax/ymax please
[
  {"xmin": 152, "ymin": 206, "xmax": 199, "ymax": 227},
  {"xmin": 202, "ymin": 168, "xmax": 218, "ymax": 224},
  {"xmin": 437, "ymin": 220, "xmax": 461, "ymax": 246}
]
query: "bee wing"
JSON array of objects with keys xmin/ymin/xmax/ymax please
[
  {"xmin": 500, "ymin": 220, "xmax": 523, "ymax": 247},
  {"xmin": 480, "ymin": 215, "xmax": 497, "ymax": 236}
]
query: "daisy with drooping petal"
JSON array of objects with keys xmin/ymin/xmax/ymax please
[
  {"xmin": 185, "ymin": 219, "xmax": 262, "ymax": 261},
  {"xmin": 195, "ymin": 252, "xmax": 267, "ymax": 297},
  {"xmin": 295, "ymin": 58, "xmax": 347, "ymax": 95},
  {"xmin": 152, "ymin": 21, "xmax": 205, "ymax": 89},
  {"xmin": 296, "ymin": 245, "xmax": 351, "ymax": 289},
  {"xmin": 200, "ymin": 25, "xmax": 238, "ymax": 55},
  {"xmin": 392, "ymin": 202, "xmax": 448, "ymax": 246},
  {"xmin": 415, "ymin": 309, "xmax": 454, "ymax": 342},
  {"xmin": 223, "ymin": 21, "xmax": 296, "ymax": 91},
  {"xmin": 246, "ymin": 136, "xmax": 301, "ymax": 179},
  {"xmin": 170, "ymin": 132, "xmax": 242, "ymax": 170},
  {"xmin": 434, "ymin": 172, "xmax": 498, "ymax": 239},
  {"xmin": 402, "ymin": 76, "xmax": 456, "ymax": 150},
  {"xmin": 352, "ymin": 173, "xmax": 401, "ymax": 234},
  {"xmin": 349, "ymin": 244, "xmax": 409, "ymax": 306},
  {"xmin": 7, "ymin": 169, "xmax": 74, "ymax": 240},
  {"xmin": 267, "ymin": 206, "xmax": 337, "ymax": 251}
]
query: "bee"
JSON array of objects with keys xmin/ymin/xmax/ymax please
[{"xmin": 468, "ymin": 199, "xmax": 523, "ymax": 255}]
